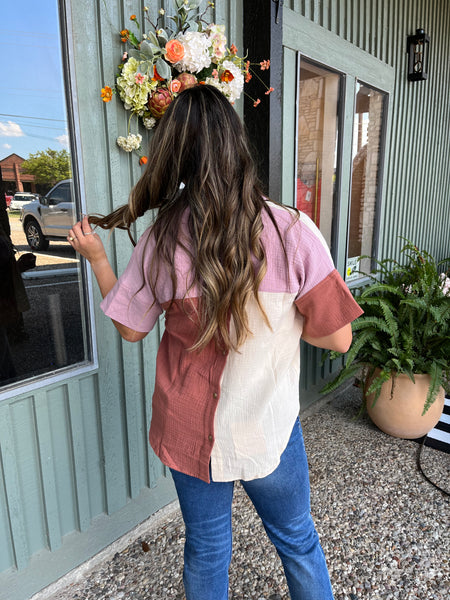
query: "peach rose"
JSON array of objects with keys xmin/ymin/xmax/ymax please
[
  {"xmin": 165, "ymin": 39, "xmax": 185, "ymax": 64},
  {"xmin": 170, "ymin": 79, "xmax": 182, "ymax": 93}
]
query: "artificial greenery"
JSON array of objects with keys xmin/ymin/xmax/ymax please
[{"xmin": 322, "ymin": 240, "xmax": 450, "ymax": 415}]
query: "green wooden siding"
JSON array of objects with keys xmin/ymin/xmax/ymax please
[
  {"xmin": 1, "ymin": 1, "xmax": 449, "ymax": 598},
  {"xmin": 0, "ymin": 2, "xmax": 241, "ymax": 599}
]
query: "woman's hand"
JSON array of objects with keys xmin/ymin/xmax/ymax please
[
  {"xmin": 67, "ymin": 215, "xmax": 106, "ymax": 266},
  {"xmin": 68, "ymin": 215, "xmax": 146, "ymax": 342},
  {"xmin": 68, "ymin": 215, "xmax": 117, "ymax": 300}
]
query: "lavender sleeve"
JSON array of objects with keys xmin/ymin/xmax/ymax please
[{"xmin": 100, "ymin": 229, "xmax": 163, "ymax": 332}]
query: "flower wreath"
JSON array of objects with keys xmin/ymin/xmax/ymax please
[{"xmin": 100, "ymin": 1, "xmax": 272, "ymax": 163}]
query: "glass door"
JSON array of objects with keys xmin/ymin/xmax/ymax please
[{"xmin": 296, "ymin": 59, "xmax": 343, "ymax": 254}]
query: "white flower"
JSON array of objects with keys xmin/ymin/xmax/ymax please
[
  {"xmin": 206, "ymin": 60, "xmax": 244, "ymax": 103},
  {"xmin": 207, "ymin": 24, "xmax": 227, "ymax": 62},
  {"xmin": 175, "ymin": 31, "xmax": 212, "ymax": 73},
  {"xmin": 117, "ymin": 133, "xmax": 142, "ymax": 152},
  {"xmin": 143, "ymin": 116, "xmax": 156, "ymax": 129},
  {"xmin": 116, "ymin": 57, "xmax": 156, "ymax": 114}
]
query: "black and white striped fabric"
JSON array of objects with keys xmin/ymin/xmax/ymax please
[{"xmin": 424, "ymin": 396, "xmax": 450, "ymax": 454}]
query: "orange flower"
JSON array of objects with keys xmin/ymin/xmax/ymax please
[
  {"xmin": 265, "ymin": 87, "xmax": 274, "ymax": 95},
  {"xmin": 245, "ymin": 72, "xmax": 252, "ymax": 83},
  {"xmin": 170, "ymin": 79, "xmax": 182, "ymax": 93},
  {"xmin": 139, "ymin": 156, "xmax": 148, "ymax": 166},
  {"xmin": 220, "ymin": 70, "xmax": 234, "ymax": 83},
  {"xmin": 260, "ymin": 60, "xmax": 270, "ymax": 70},
  {"xmin": 253, "ymin": 99, "xmax": 261, "ymax": 107},
  {"xmin": 152, "ymin": 65, "xmax": 164, "ymax": 82},
  {"xmin": 165, "ymin": 39, "xmax": 185, "ymax": 64},
  {"xmin": 230, "ymin": 44, "xmax": 238, "ymax": 55},
  {"xmin": 101, "ymin": 86, "xmax": 113, "ymax": 102},
  {"xmin": 120, "ymin": 29, "xmax": 129, "ymax": 42},
  {"xmin": 130, "ymin": 14, "xmax": 137, "ymax": 21}
]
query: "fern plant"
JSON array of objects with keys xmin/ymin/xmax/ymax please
[{"xmin": 322, "ymin": 240, "xmax": 450, "ymax": 415}]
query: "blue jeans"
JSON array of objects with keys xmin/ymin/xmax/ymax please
[{"xmin": 170, "ymin": 418, "xmax": 334, "ymax": 600}]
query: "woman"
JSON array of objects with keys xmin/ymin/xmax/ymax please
[{"xmin": 69, "ymin": 85, "xmax": 362, "ymax": 599}]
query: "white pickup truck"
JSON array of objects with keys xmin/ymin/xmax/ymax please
[{"xmin": 21, "ymin": 179, "xmax": 74, "ymax": 250}]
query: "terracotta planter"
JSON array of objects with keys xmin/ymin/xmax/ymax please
[{"xmin": 365, "ymin": 370, "xmax": 445, "ymax": 438}]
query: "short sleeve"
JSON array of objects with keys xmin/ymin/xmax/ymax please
[
  {"xmin": 292, "ymin": 214, "xmax": 363, "ymax": 337},
  {"xmin": 100, "ymin": 229, "xmax": 163, "ymax": 332}
]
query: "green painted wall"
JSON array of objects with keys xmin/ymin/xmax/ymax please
[
  {"xmin": 0, "ymin": 2, "xmax": 242, "ymax": 599},
  {"xmin": 1, "ymin": 1, "xmax": 449, "ymax": 598}
]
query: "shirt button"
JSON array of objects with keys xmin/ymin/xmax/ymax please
[
  {"xmin": 208, "ymin": 434, "xmax": 213, "ymax": 442},
  {"xmin": 213, "ymin": 392, "xmax": 218, "ymax": 399}
]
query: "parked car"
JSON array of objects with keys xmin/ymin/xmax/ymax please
[
  {"xmin": 21, "ymin": 180, "xmax": 74, "ymax": 250},
  {"xmin": 9, "ymin": 192, "xmax": 38, "ymax": 211}
]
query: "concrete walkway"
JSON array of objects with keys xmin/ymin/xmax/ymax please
[{"xmin": 34, "ymin": 385, "xmax": 449, "ymax": 600}]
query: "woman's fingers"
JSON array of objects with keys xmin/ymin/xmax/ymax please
[{"xmin": 67, "ymin": 218, "xmax": 106, "ymax": 265}]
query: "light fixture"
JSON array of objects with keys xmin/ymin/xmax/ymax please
[{"xmin": 407, "ymin": 29, "xmax": 430, "ymax": 82}]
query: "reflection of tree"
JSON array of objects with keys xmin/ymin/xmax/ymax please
[{"xmin": 21, "ymin": 149, "xmax": 71, "ymax": 188}]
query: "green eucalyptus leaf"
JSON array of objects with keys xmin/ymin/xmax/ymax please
[
  {"xmin": 147, "ymin": 31, "xmax": 160, "ymax": 46},
  {"xmin": 128, "ymin": 49, "xmax": 142, "ymax": 61},
  {"xmin": 155, "ymin": 57, "xmax": 171, "ymax": 80},
  {"xmin": 157, "ymin": 28, "xmax": 169, "ymax": 42},
  {"xmin": 139, "ymin": 40, "xmax": 154, "ymax": 58},
  {"xmin": 186, "ymin": 19, "xmax": 199, "ymax": 32},
  {"xmin": 137, "ymin": 61, "xmax": 151, "ymax": 75}
]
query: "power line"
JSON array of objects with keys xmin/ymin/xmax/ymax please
[{"xmin": 0, "ymin": 113, "xmax": 66, "ymax": 123}]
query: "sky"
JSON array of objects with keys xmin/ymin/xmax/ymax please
[{"xmin": 0, "ymin": 1, "xmax": 69, "ymax": 161}]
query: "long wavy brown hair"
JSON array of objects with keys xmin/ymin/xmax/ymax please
[{"xmin": 90, "ymin": 84, "xmax": 289, "ymax": 351}]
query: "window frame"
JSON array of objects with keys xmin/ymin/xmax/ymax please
[
  {"xmin": 282, "ymin": 8, "xmax": 395, "ymax": 281},
  {"xmin": 0, "ymin": 0, "xmax": 98, "ymax": 402}
]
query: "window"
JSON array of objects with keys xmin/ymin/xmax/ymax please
[
  {"xmin": 346, "ymin": 83, "xmax": 387, "ymax": 281},
  {"xmin": 0, "ymin": 0, "xmax": 92, "ymax": 391},
  {"xmin": 295, "ymin": 58, "xmax": 389, "ymax": 281},
  {"xmin": 296, "ymin": 59, "xmax": 343, "ymax": 252}
]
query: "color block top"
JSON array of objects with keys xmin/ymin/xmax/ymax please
[{"xmin": 101, "ymin": 203, "xmax": 363, "ymax": 482}]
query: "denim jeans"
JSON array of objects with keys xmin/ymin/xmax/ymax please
[{"xmin": 170, "ymin": 418, "xmax": 334, "ymax": 600}]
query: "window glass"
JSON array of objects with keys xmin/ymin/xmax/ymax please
[
  {"xmin": 296, "ymin": 59, "xmax": 342, "ymax": 252},
  {"xmin": 346, "ymin": 83, "xmax": 387, "ymax": 281},
  {"xmin": 0, "ymin": 0, "xmax": 91, "ymax": 389}
]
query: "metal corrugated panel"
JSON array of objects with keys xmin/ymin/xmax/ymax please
[{"xmin": 288, "ymin": 0, "xmax": 450, "ymax": 263}]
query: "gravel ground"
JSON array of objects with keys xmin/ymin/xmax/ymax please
[{"xmin": 38, "ymin": 385, "xmax": 449, "ymax": 600}]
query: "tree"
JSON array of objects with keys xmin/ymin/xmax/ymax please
[{"xmin": 21, "ymin": 149, "xmax": 71, "ymax": 187}]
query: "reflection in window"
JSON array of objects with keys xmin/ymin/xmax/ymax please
[
  {"xmin": 296, "ymin": 59, "xmax": 342, "ymax": 251},
  {"xmin": 347, "ymin": 83, "xmax": 386, "ymax": 281},
  {"xmin": 0, "ymin": 0, "xmax": 90, "ymax": 388}
]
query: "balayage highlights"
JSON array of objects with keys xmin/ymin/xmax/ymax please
[{"xmin": 90, "ymin": 85, "xmax": 291, "ymax": 351}]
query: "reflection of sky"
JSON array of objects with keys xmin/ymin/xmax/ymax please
[{"xmin": 0, "ymin": 0, "xmax": 68, "ymax": 161}]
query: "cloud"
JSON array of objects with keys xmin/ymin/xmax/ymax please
[
  {"xmin": 0, "ymin": 121, "xmax": 25, "ymax": 137},
  {"xmin": 2, "ymin": 143, "xmax": 12, "ymax": 149},
  {"xmin": 56, "ymin": 133, "xmax": 69, "ymax": 148}
]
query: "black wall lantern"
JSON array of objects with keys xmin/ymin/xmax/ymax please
[{"xmin": 407, "ymin": 28, "xmax": 430, "ymax": 81}]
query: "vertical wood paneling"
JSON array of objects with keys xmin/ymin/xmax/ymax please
[
  {"xmin": 33, "ymin": 390, "xmax": 63, "ymax": 551},
  {"xmin": 0, "ymin": 404, "xmax": 29, "ymax": 570},
  {"xmin": 0, "ymin": 449, "xmax": 15, "ymax": 571},
  {"xmin": 2, "ymin": 2, "xmax": 448, "ymax": 598},
  {"xmin": 67, "ymin": 379, "xmax": 93, "ymax": 532}
]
